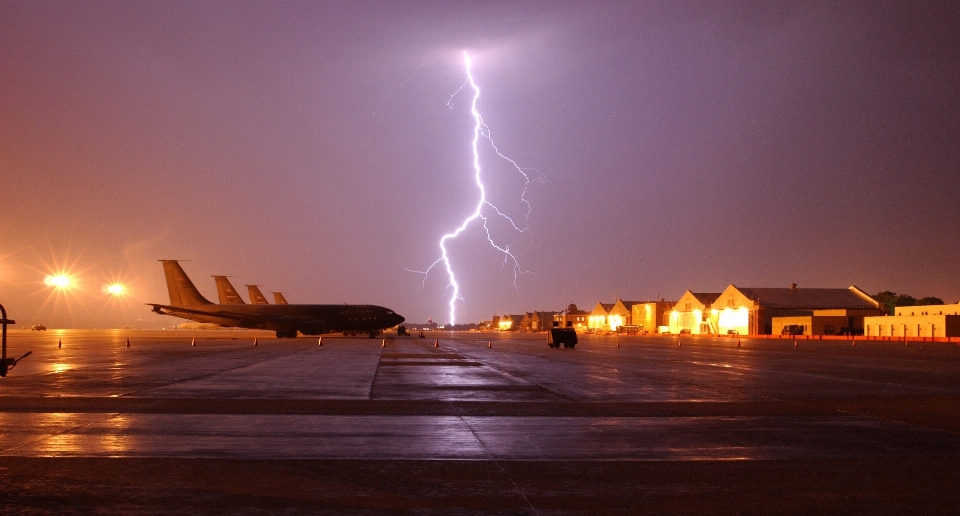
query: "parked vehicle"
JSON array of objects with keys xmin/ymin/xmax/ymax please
[
  {"xmin": 31, "ymin": 324, "xmax": 46, "ymax": 331},
  {"xmin": 781, "ymin": 325, "xmax": 804, "ymax": 336},
  {"xmin": 548, "ymin": 328, "xmax": 578, "ymax": 349}
]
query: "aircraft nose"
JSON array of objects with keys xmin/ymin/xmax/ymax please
[{"xmin": 393, "ymin": 313, "xmax": 405, "ymax": 326}]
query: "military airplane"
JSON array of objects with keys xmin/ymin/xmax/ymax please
[
  {"xmin": 149, "ymin": 260, "xmax": 404, "ymax": 338},
  {"xmin": 272, "ymin": 292, "xmax": 289, "ymax": 305}
]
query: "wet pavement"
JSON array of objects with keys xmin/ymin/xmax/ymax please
[{"xmin": 1, "ymin": 329, "xmax": 960, "ymax": 514}]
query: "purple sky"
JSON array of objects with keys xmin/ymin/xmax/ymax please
[{"xmin": 1, "ymin": 1, "xmax": 958, "ymax": 328}]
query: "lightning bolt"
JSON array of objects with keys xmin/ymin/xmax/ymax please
[{"xmin": 408, "ymin": 51, "xmax": 543, "ymax": 325}]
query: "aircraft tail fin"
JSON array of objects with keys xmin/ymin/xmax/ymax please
[
  {"xmin": 246, "ymin": 285, "xmax": 269, "ymax": 304},
  {"xmin": 213, "ymin": 276, "xmax": 246, "ymax": 304},
  {"xmin": 272, "ymin": 292, "xmax": 289, "ymax": 305},
  {"xmin": 160, "ymin": 260, "xmax": 213, "ymax": 307}
]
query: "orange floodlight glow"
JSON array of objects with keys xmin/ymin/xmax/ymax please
[
  {"xmin": 44, "ymin": 274, "xmax": 72, "ymax": 289},
  {"xmin": 106, "ymin": 284, "xmax": 125, "ymax": 295},
  {"xmin": 609, "ymin": 314, "xmax": 623, "ymax": 331}
]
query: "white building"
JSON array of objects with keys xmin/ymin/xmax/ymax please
[
  {"xmin": 864, "ymin": 302, "xmax": 960, "ymax": 338},
  {"xmin": 669, "ymin": 291, "xmax": 721, "ymax": 334}
]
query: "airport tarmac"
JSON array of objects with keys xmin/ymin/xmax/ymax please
[{"xmin": 1, "ymin": 329, "xmax": 959, "ymax": 514}]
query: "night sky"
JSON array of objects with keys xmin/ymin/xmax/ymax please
[{"xmin": 2, "ymin": 1, "xmax": 958, "ymax": 328}]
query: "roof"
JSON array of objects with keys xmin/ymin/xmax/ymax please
[
  {"xmin": 734, "ymin": 287, "xmax": 878, "ymax": 310},
  {"xmin": 690, "ymin": 293, "xmax": 721, "ymax": 305},
  {"xmin": 618, "ymin": 300, "xmax": 648, "ymax": 309}
]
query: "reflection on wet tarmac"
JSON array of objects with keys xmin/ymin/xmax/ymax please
[
  {"xmin": 2, "ymin": 330, "xmax": 960, "ymax": 463},
  {"xmin": 3, "ymin": 413, "xmax": 957, "ymax": 460}
]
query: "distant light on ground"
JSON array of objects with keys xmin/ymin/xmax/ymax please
[{"xmin": 44, "ymin": 274, "xmax": 72, "ymax": 289}]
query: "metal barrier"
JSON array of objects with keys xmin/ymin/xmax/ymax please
[{"xmin": 1, "ymin": 303, "xmax": 30, "ymax": 377}]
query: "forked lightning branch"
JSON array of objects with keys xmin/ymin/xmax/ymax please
[{"xmin": 409, "ymin": 51, "xmax": 541, "ymax": 325}]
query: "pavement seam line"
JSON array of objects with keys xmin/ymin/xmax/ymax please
[
  {"xmin": 0, "ymin": 415, "xmax": 103, "ymax": 455},
  {"xmin": 368, "ymin": 341, "xmax": 385, "ymax": 399},
  {"xmin": 453, "ymin": 340, "xmax": 772, "ymax": 402},
  {"xmin": 605, "ymin": 344, "xmax": 960, "ymax": 437},
  {"xmin": 767, "ymin": 397, "xmax": 960, "ymax": 438},
  {"xmin": 444, "ymin": 341, "xmax": 579, "ymax": 402},
  {"xmin": 453, "ymin": 407, "xmax": 542, "ymax": 516},
  {"xmin": 599, "ymin": 349, "xmax": 951, "ymax": 430},
  {"xmin": 463, "ymin": 340, "xmax": 960, "ymax": 438},
  {"xmin": 119, "ymin": 342, "xmax": 323, "ymax": 397}
]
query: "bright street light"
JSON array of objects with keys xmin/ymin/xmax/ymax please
[
  {"xmin": 44, "ymin": 273, "xmax": 73, "ymax": 328},
  {"xmin": 44, "ymin": 274, "xmax": 72, "ymax": 289},
  {"xmin": 103, "ymin": 283, "xmax": 127, "ymax": 328}
]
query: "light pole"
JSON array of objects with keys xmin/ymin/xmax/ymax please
[
  {"xmin": 45, "ymin": 274, "xmax": 72, "ymax": 329},
  {"xmin": 106, "ymin": 283, "xmax": 125, "ymax": 328}
]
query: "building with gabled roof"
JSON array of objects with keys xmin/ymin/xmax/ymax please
[
  {"xmin": 497, "ymin": 314, "xmax": 526, "ymax": 331},
  {"xmin": 712, "ymin": 284, "xmax": 881, "ymax": 335},
  {"xmin": 608, "ymin": 299, "xmax": 646, "ymax": 330},
  {"xmin": 669, "ymin": 291, "xmax": 722, "ymax": 334},
  {"xmin": 587, "ymin": 299, "xmax": 651, "ymax": 331},
  {"xmin": 554, "ymin": 304, "xmax": 589, "ymax": 332},
  {"xmin": 521, "ymin": 311, "xmax": 556, "ymax": 332},
  {"xmin": 588, "ymin": 302, "xmax": 616, "ymax": 331}
]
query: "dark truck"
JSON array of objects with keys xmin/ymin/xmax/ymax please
[
  {"xmin": 548, "ymin": 327, "xmax": 578, "ymax": 349},
  {"xmin": 781, "ymin": 325, "xmax": 805, "ymax": 336}
]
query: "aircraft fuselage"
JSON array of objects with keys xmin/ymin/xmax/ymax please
[{"xmin": 150, "ymin": 302, "xmax": 403, "ymax": 336}]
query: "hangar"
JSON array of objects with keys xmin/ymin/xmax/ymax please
[
  {"xmin": 712, "ymin": 284, "xmax": 882, "ymax": 335},
  {"xmin": 669, "ymin": 291, "xmax": 721, "ymax": 335}
]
